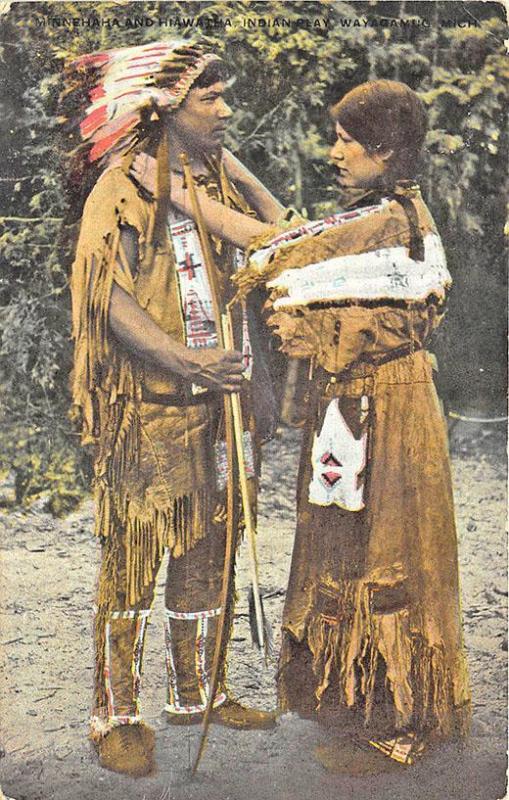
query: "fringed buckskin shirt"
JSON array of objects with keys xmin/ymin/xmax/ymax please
[{"xmin": 71, "ymin": 160, "xmax": 261, "ymax": 607}]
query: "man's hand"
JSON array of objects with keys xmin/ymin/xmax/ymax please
[
  {"xmin": 130, "ymin": 152, "xmax": 156, "ymax": 197},
  {"xmin": 110, "ymin": 285, "xmax": 245, "ymax": 392},
  {"xmin": 185, "ymin": 347, "xmax": 245, "ymax": 393}
]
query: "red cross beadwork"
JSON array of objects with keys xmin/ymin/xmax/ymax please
[{"xmin": 178, "ymin": 246, "xmax": 197, "ymax": 279}]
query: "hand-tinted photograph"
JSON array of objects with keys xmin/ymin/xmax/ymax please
[{"xmin": 0, "ymin": 3, "xmax": 506, "ymax": 799}]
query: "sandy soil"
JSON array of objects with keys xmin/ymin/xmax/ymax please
[{"xmin": 0, "ymin": 425, "xmax": 507, "ymax": 800}]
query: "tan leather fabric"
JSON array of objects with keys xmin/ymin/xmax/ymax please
[
  {"xmin": 279, "ymin": 351, "xmax": 470, "ymax": 739},
  {"xmin": 273, "ymin": 192, "xmax": 470, "ymax": 741},
  {"xmin": 71, "ymin": 161, "xmax": 258, "ymax": 608},
  {"xmin": 260, "ymin": 190, "xmax": 443, "ymax": 372},
  {"xmin": 72, "ymin": 158, "xmax": 260, "ymax": 729},
  {"xmin": 93, "ymin": 513, "xmax": 229, "ymax": 721}
]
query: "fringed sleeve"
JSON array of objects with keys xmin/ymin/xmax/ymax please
[
  {"xmin": 70, "ymin": 167, "xmax": 157, "ymax": 551},
  {"xmin": 247, "ymin": 196, "xmax": 443, "ymax": 371},
  {"xmin": 70, "ymin": 167, "xmax": 154, "ymax": 445},
  {"xmin": 234, "ymin": 199, "xmax": 414, "ymax": 298}
]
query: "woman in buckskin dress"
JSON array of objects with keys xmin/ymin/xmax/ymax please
[{"xmin": 235, "ymin": 79, "xmax": 470, "ymax": 769}]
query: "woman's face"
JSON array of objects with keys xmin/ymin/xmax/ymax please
[{"xmin": 330, "ymin": 123, "xmax": 390, "ymax": 190}]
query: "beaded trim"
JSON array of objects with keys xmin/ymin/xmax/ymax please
[
  {"xmin": 164, "ymin": 606, "xmax": 226, "ymax": 715},
  {"xmin": 90, "ymin": 713, "xmax": 142, "ymax": 740},
  {"xmin": 109, "ymin": 609, "xmax": 151, "ymax": 620},
  {"xmin": 163, "ymin": 694, "xmax": 227, "ymax": 716},
  {"xmin": 103, "ymin": 609, "xmax": 150, "ymax": 719},
  {"xmin": 164, "ymin": 607, "xmax": 221, "ymax": 620}
]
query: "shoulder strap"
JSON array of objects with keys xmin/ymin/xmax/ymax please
[{"xmin": 388, "ymin": 191, "xmax": 425, "ymax": 262}]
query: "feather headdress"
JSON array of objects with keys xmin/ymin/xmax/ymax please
[
  {"xmin": 60, "ymin": 39, "xmax": 223, "ymax": 219},
  {"xmin": 62, "ymin": 39, "xmax": 222, "ymax": 163}
]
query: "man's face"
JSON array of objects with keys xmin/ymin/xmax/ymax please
[
  {"xmin": 330, "ymin": 123, "xmax": 390, "ymax": 190},
  {"xmin": 169, "ymin": 81, "xmax": 232, "ymax": 156}
]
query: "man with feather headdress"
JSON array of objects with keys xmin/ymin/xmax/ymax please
[{"xmin": 62, "ymin": 39, "xmax": 281, "ymax": 777}]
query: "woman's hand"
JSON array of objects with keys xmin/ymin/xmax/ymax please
[{"xmin": 130, "ymin": 152, "xmax": 157, "ymax": 197}]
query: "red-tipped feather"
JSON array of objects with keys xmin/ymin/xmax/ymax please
[
  {"xmin": 64, "ymin": 41, "xmax": 220, "ymax": 165},
  {"xmin": 73, "ymin": 51, "xmax": 109, "ymax": 69},
  {"xmin": 89, "ymin": 113, "xmax": 138, "ymax": 162},
  {"xmin": 80, "ymin": 105, "xmax": 108, "ymax": 138},
  {"xmin": 89, "ymin": 85, "xmax": 106, "ymax": 102}
]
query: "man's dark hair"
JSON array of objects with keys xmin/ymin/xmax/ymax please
[
  {"xmin": 330, "ymin": 80, "xmax": 428, "ymax": 180},
  {"xmin": 193, "ymin": 58, "xmax": 230, "ymax": 88}
]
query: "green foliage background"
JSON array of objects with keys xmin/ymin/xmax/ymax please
[{"xmin": 0, "ymin": 0, "xmax": 507, "ymax": 513}]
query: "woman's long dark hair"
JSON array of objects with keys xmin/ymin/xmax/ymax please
[{"xmin": 330, "ymin": 80, "xmax": 427, "ymax": 181}]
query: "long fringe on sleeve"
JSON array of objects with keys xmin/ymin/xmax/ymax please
[{"xmin": 70, "ymin": 167, "xmax": 217, "ymax": 606}]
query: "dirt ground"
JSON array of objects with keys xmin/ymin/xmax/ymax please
[{"xmin": 0, "ymin": 424, "xmax": 507, "ymax": 800}]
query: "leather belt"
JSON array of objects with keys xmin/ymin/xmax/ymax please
[
  {"xmin": 313, "ymin": 342, "xmax": 423, "ymax": 385},
  {"xmin": 369, "ymin": 341, "xmax": 422, "ymax": 367},
  {"xmin": 141, "ymin": 387, "xmax": 213, "ymax": 407}
]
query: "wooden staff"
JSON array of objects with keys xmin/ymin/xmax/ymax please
[
  {"xmin": 179, "ymin": 154, "xmax": 264, "ymax": 776},
  {"xmin": 221, "ymin": 308, "xmax": 265, "ymax": 652}
]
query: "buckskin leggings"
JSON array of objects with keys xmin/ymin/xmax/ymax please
[{"xmin": 91, "ymin": 517, "xmax": 228, "ymax": 734}]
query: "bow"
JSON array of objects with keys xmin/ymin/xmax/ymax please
[{"xmin": 179, "ymin": 154, "xmax": 265, "ymax": 775}]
